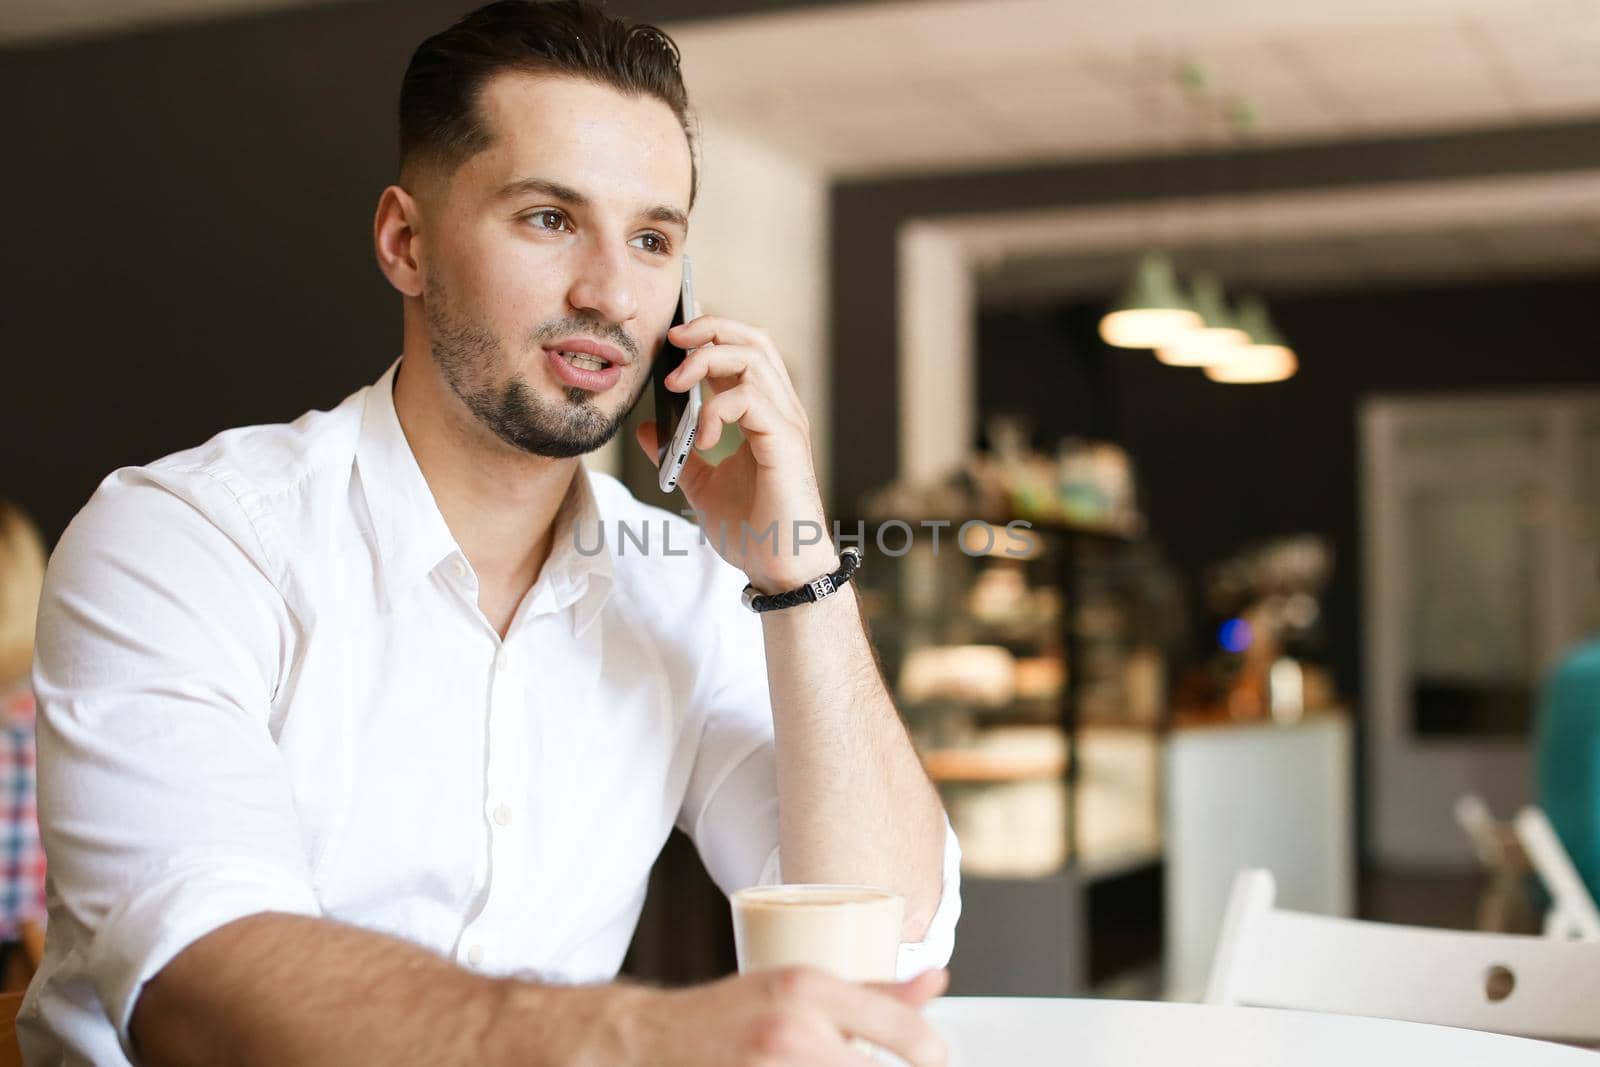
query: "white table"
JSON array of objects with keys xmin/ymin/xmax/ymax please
[{"xmin": 926, "ymin": 998, "xmax": 1599, "ymax": 1065}]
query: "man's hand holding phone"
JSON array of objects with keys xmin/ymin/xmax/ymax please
[{"xmin": 638, "ymin": 265, "xmax": 837, "ymax": 596}]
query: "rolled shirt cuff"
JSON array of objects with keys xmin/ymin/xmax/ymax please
[
  {"xmin": 895, "ymin": 817, "xmax": 962, "ymax": 981},
  {"xmin": 87, "ymin": 858, "xmax": 322, "ymax": 1063}
]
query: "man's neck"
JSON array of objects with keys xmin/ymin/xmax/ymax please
[{"xmin": 391, "ymin": 354, "xmax": 578, "ymax": 617}]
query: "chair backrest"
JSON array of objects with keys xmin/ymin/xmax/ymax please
[
  {"xmin": 1204, "ymin": 868, "xmax": 1600, "ymax": 1043},
  {"xmin": 1515, "ymin": 806, "xmax": 1600, "ymax": 941},
  {"xmin": 1454, "ymin": 793, "xmax": 1523, "ymax": 870},
  {"xmin": 1453, "ymin": 792, "xmax": 1540, "ymax": 934},
  {"xmin": 0, "ymin": 991, "xmax": 24, "ymax": 1067}
]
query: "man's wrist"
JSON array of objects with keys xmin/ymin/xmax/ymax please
[
  {"xmin": 747, "ymin": 547, "xmax": 844, "ymax": 596},
  {"xmin": 487, "ymin": 977, "xmax": 655, "ymax": 1067}
]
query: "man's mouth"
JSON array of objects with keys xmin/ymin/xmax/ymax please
[
  {"xmin": 544, "ymin": 344, "xmax": 625, "ymax": 392},
  {"xmin": 557, "ymin": 351, "xmax": 610, "ymax": 371}
]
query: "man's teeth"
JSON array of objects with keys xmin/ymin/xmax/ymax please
[{"xmin": 560, "ymin": 351, "xmax": 609, "ymax": 371}]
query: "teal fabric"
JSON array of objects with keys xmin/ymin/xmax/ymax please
[{"xmin": 1534, "ymin": 638, "xmax": 1600, "ymax": 905}]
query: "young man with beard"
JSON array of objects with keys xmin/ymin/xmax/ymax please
[{"xmin": 23, "ymin": 2, "xmax": 960, "ymax": 1064}]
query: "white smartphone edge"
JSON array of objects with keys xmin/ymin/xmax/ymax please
[{"xmin": 658, "ymin": 255, "xmax": 701, "ymax": 494}]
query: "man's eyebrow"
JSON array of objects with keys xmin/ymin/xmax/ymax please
[{"xmin": 496, "ymin": 176, "xmax": 688, "ymax": 233}]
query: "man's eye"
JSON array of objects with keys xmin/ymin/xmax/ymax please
[
  {"xmin": 631, "ymin": 232, "xmax": 671, "ymax": 255},
  {"xmin": 528, "ymin": 209, "xmax": 567, "ymax": 231}
]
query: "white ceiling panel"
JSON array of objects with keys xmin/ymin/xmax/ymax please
[
  {"xmin": 668, "ymin": 0, "xmax": 1592, "ymax": 178},
  {"xmin": 1285, "ymin": 19, "xmax": 1517, "ymax": 130},
  {"xmin": 955, "ymin": 59, "xmax": 1153, "ymax": 156},
  {"xmin": 1464, "ymin": 0, "xmax": 1600, "ymax": 116},
  {"xmin": 1090, "ymin": 37, "xmax": 1352, "ymax": 142}
]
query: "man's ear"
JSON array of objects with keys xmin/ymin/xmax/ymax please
[{"xmin": 373, "ymin": 184, "xmax": 426, "ymax": 298}]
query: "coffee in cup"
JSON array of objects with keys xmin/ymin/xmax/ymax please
[{"xmin": 730, "ymin": 884, "xmax": 905, "ymax": 981}]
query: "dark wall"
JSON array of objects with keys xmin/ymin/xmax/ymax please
[
  {"xmin": 0, "ymin": 0, "xmax": 868, "ymax": 544},
  {"xmin": 976, "ymin": 272, "xmax": 1600, "ymax": 705},
  {"xmin": 2, "ymin": 4, "xmax": 418, "ymax": 543}
]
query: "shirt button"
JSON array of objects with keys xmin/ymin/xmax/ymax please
[
  {"xmin": 466, "ymin": 944, "xmax": 485, "ymax": 966},
  {"xmin": 451, "ymin": 559, "xmax": 468, "ymax": 579},
  {"xmin": 495, "ymin": 650, "xmax": 513, "ymax": 672},
  {"xmin": 493, "ymin": 803, "xmax": 513, "ymax": 827}
]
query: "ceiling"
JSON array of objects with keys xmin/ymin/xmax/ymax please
[
  {"xmin": 978, "ymin": 223, "xmax": 1600, "ymax": 308},
  {"xmin": 666, "ymin": 0, "xmax": 1600, "ymax": 297},
  {"xmin": 14, "ymin": 0, "xmax": 1597, "ymax": 177},
  {"xmin": 670, "ymin": 0, "xmax": 1600, "ymax": 178},
  {"xmin": 0, "ymin": 0, "xmax": 363, "ymax": 46},
  {"xmin": 936, "ymin": 171, "xmax": 1600, "ymax": 306}
]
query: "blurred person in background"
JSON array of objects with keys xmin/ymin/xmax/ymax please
[
  {"xmin": 0, "ymin": 501, "xmax": 48, "ymax": 987},
  {"xmin": 21, "ymin": 2, "xmax": 958, "ymax": 1065}
]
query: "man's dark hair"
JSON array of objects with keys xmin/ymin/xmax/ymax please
[{"xmin": 400, "ymin": 0, "xmax": 698, "ymax": 205}]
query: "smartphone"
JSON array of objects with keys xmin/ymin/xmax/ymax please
[{"xmin": 654, "ymin": 255, "xmax": 702, "ymax": 494}]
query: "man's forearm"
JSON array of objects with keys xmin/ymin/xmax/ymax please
[
  {"xmin": 760, "ymin": 584, "xmax": 947, "ymax": 940},
  {"xmin": 131, "ymin": 912, "xmax": 637, "ymax": 1067},
  {"xmin": 129, "ymin": 910, "xmax": 951, "ymax": 1067}
]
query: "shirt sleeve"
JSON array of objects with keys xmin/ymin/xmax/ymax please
[
  {"xmin": 32, "ymin": 468, "xmax": 322, "ymax": 1062},
  {"xmin": 673, "ymin": 559, "xmax": 963, "ymax": 979},
  {"xmin": 673, "ymin": 559, "xmax": 781, "ymax": 897}
]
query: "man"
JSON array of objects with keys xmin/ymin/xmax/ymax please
[{"xmin": 22, "ymin": 2, "xmax": 960, "ymax": 1063}]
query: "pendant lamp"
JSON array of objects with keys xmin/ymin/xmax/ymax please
[
  {"xmin": 1098, "ymin": 251, "xmax": 1202, "ymax": 350},
  {"xmin": 1156, "ymin": 271, "xmax": 1248, "ymax": 366},
  {"xmin": 1206, "ymin": 293, "xmax": 1298, "ymax": 383}
]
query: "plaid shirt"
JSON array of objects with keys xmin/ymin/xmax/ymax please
[{"xmin": 0, "ymin": 682, "xmax": 45, "ymax": 941}]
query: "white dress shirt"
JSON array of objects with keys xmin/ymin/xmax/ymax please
[{"xmin": 23, "ymin": 359, "xmax": 961, "ymax": 1066}]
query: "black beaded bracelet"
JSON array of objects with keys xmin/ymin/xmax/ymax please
[{"xmin": 741, "ymin": 546, "xmax": 862, "ymax": 613}]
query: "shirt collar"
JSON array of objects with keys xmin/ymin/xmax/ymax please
[{"xmin": 356, "ymin": 358, "xmax": 615, "ymax": 632}]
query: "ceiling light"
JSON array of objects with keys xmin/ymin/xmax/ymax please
[
  {"xmin": 1206, "ymin": 293, "xmax": 1298, "ymax": 383},
  {"xmin": 1156, "ymin": 272, "xmax": 1248, "ymax": 366},
  {"xmin": 1204, "ymin": 347, "xmax": 1297, "ymax": 383},
  {"xmin": 1098, "ymin": 251, "xmax": 1202, "ymax": 350}
]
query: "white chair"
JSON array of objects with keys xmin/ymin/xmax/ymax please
[
  {"xmin": 1205, "ymin": 868, "xmax": 1600, "ymax": 1044},
  {"xmin": 1514, "ymin": 806, "xmax": 1600, "ymax": 942},
  {"xmin": 1453, "ymin": 793, "xmax": 1537, "ymax": 934},
  {"xmin": 1455, "ymin": 793, "xmax": 1517, "ymax": 869}
]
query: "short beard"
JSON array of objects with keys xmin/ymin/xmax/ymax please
[{"xmin": 424, "ymin": 275, "xmax": 647, "ymax": 459}]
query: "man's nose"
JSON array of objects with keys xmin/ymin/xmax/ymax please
[{"xmin": 566, "ymin": 238, "xmax": 638, "ymax": 325}]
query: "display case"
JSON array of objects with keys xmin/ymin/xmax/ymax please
[{"xmin": 858, "ymin": 520, "xmax": 1172, "ymax": 882}]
